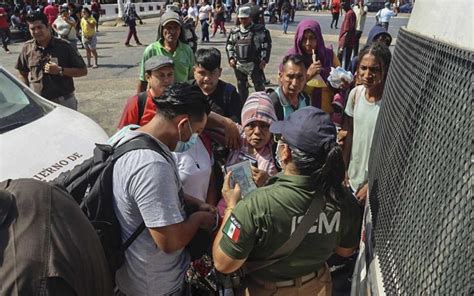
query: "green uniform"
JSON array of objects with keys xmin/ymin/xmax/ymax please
[
  {"xmin": 138, "ymin": 39, "xmax": 194, "ymax": 82},
  {"xmin": 220, "ymin": 173, "xmax": 361, "ymax": 281}
]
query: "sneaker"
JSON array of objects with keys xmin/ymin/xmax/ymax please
[
  {"xmin": 136, "ymin": 42, "xmax": 143, "ymax": 46},
  {"xmin": 92, "ymin": 64, "xmax": 98, "ymax": 69},
  {"xmin": 125, "ymin": 43, "xmax": 132, "ymax": 47}
]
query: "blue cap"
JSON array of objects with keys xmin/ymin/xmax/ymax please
[{"xmin": 270, "ymin": 107, "xmax": 336, "ymax": 154}]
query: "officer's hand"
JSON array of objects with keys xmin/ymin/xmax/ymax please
[
  {"xmin": 251, "ymin": 166, "xmax": 269, "ymax": 187},
  {"xmin": 222, "ymin": 171, "xmax": 241, "ymax": 208},
  {"xmin": 229, "ymin": 59, "xmax": 236, "ymax": 68},
  {"xmin": 224, "ymin": 119, "xmax": 241, "ymax": 150},
  {"xmin": 307, "ymin": 60, "xmax": 322, "ymax": 79},
  {"xmin": 259, "ymin": 60, "xmax": 266, "ymax": 70}
]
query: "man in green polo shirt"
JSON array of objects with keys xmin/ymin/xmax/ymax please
[
  {"xmin": 213, "ymin": 106, "xmax": 362, "ymax": 295},
  {"xmin": 136, "ymin": 11, "xmax": 194, "ymax": 93}
]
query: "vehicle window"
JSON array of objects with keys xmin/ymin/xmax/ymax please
[{"xmin": 0, "ymin": 71, "xmax": 54, "ymax": 134}]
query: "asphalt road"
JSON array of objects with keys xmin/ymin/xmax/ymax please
[{"xmin": 0, "ymin": 10, "xmax": 409, "ymax": 135}]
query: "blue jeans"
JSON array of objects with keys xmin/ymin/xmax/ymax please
[
  {"xmin": 200, "ymin": 19, "xmax": 209, "ymax": 42},
  {"xmin": 282, "ymin": 13, "xmax": 289, "ymax": 33}
]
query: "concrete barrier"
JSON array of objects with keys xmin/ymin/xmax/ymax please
[{"xmin": 84, "ymin": 1, "xmax": 166, "ymax": 22}]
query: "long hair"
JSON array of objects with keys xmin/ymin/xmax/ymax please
[{"xmin": 290, "ymin": 142, "xmax": 346, "ymax": 204}]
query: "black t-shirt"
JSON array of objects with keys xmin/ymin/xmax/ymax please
[{"xmin": 192, "ymin": 79, "xmax": 242, "ymax": 123}]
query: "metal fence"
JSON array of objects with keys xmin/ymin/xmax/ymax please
[{"xmin": 367, "ymin": 27, "xmax": 473, "ymax": 295}]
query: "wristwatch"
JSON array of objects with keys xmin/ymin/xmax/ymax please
[{"xmin": 59, "ymin": 67, "xmax": 64, "ymax": 76}]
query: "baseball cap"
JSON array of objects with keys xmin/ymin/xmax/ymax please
[
  {"xmin": 270, "ymin": 107, "xmax": 336, "ymax": 154},
  {"xmin": 144, "ymin": 55, "xmax": 174, "ymax": 72},
  {"xmin": 237, "ymin": 6, "xmax": 251, "ymax": 18},
  {"xmin": 160, "ymin": 10, "xmax": 182, "ymax": 27}
]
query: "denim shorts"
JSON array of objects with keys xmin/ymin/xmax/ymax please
[{"xmin": 82, "ymin": 35, "xmax": 97, "ymax": 49}]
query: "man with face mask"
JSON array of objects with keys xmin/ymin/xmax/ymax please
[
  {"xmin": 226, "ymin": 6, "xmax": 271, "ymax": 101},
  {"xmin": 112, "ymin": 82, "xmax": 218, "ymax": 296}
]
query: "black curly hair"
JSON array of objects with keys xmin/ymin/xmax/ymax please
[
  {"xmin": 153, "ymin": 82, "xmax": 211, "ymax": 122},
  {"xmin": 357, "ymin": 42, "xmax": 392, "ymax": 81}
]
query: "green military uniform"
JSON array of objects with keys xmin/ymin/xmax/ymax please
[{"xmin": 220, "ymin": 173, "xmax": 361, "ymax": 282}]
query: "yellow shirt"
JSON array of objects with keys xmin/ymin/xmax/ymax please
[
  {"xmin": 80, "ymin": 17, "xmax": 96, "ymax": 38},
  {"xmin": 304, "ymin": 53, "xmax": 341, "ymax": 113}
]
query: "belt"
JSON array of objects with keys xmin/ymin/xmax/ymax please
[
  {"xmin": 275, "ymin": 272, "xmax": 317, "ymax": 288},
  {"xmin": 251, "ymin": 271, "xmax": 318, "ymax": 289}
]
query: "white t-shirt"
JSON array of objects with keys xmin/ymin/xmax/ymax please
[
  {"xmin": 353, "ymin": 5, "xmax": 368, "ymax": 32},
  {"xmin": 376, "ymin": 7, "xmax": 396, "ymax": 23},
  {"xmin": 173, "ymin": 137, "xmax": 213, "ymax": 202},
  {"xmin": 198, "ymin": 4, "xmax": 212, "ymax": 21},
  {"xmin": 188, "ymin": 5, "xmax": 199, "ymax": 21},
  {"xmin": 53, "ymin": 16, "xmax": 76, "ymax": 40},
  {"xmin": 111, "ymin": 129, "xmax": 190, "ymax": 296},
  {"xmin": 344, "ymin": 85, "xmax": 382, "ymax": 191}
]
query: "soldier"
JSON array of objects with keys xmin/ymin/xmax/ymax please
[{"xmin": 226, "ymin": 6, "xmax": 271, "ymax": 102}]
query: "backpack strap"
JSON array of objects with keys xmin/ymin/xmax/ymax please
[
  {"xmin": 301, "ymin": 92, "xmax": 311, "ymax": 107},
  {"xmin": 110, "ymin": 134, "xmax": 168, "ymax": 251},
  {"xmin": 243, "ymin": 192, "xmax": 326, "ymax": 274},
  {"xmin": 268, "ymin": 90, "xmax": 284, "ymax": 121},
  {"xmin": 136, "ymin": 91, "xmax": 148, "ymax": 126}
]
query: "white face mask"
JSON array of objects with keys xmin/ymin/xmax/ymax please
[{"xmin": 174, "ymin": 120, "xmax": 199, "ymax": 153}]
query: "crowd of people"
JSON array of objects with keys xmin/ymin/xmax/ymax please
[{"xmin": 2, "ymin": 1, "xmax": 397, "ymax": 295}]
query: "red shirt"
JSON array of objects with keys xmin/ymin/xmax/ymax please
[
  {"xmin": 339, "ymin": 9, "xmax": 357, "ymax": 48},
  {"xmin": 117, "ymin": 90, "xmax": 157, "ymax": 129},
  {"xmin": 0, "ymin": 8, "xmax": 9, "ymax": 29},
  {"xmin": 331, "ymin": 0, "xmax": 341, "ymax": 14},
  {"xmin": 44, "ymin": 4, "xmax": 59, "ymax": 26},
  {"xmin": 91, "ymin": 2, "xmax": 101, "ymax": 13}
]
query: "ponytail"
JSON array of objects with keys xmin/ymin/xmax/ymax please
[{"xmin": 311, "ymin": 142, "xmax": 346, "ymax": 204}]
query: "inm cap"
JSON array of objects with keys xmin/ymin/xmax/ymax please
[{"xmin": 270, "ymin": 106, "xmax": 336, "ymax": 154}]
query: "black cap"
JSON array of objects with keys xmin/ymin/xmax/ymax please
[
  {"xmin": 144, "ymin": 55, "xmax": 174, "ymax": 72},
  {"xmin": 270, "ymin": 106, "xmax": 336, "ymax": 154}
]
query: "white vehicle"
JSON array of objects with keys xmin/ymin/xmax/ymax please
[{"xmin": 0, "ymin": 67, "xmax": 109, "ymax": 182}]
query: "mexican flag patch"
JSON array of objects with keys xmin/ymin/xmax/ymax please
[{"xmin": 223, "ymin": 215, "xmax": 241, "ymax": 242}]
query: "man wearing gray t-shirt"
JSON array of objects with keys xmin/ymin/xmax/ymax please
[{"xmin": 112, "ymin": 82, "xmax": 217, "ymax": 296}]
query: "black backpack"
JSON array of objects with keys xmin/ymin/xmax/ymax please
[{"xmin": 53, "ymin": 133, "xmax": 166, "ymax": 280}]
